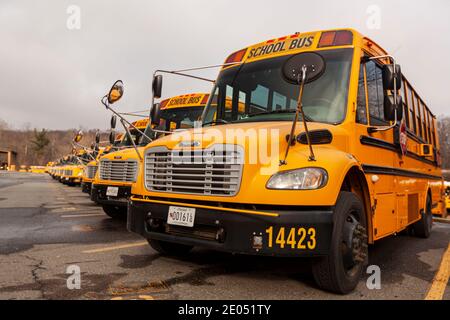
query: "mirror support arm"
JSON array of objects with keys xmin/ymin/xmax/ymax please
[
  {"xmin": 70, "ymin": 141, "xmax": 96, "ymax": 161},
  {"xmin": 101, "ymin": 96, "xmax": 154, "ymax": 142},
  {"xmin": 280, "ymin": 66, "xmax": 315, "ymax": 165},
  {"xmin": 119, "ymin": 118, "xmax": 142, "ymax": 161}
]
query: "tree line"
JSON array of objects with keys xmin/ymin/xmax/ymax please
[{"xmin": 0, "ymin": 116, "xmax": 449, "ymax": 169}]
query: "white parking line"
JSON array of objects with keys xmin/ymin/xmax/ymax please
[{"xmin": 61, "ymin": 213, "xmax": 105, "ymax": 218}]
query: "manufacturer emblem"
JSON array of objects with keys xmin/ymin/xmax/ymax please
[{"xmin": 178, "ymin": 141, "xmax": 201, "ymax": 148}]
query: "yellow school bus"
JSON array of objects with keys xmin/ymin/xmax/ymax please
[
  {"xmin": 59, "ymin": 152, "xmax": 86, "ymax": 186},
  {"xmin": 127, "ymin": 28, "xmax": 445, "ymax": 293},
  {"xmin": 29, "ymin": 166, "xmax": 46, "ymax": 174},
  {"xmin": 92, "ymin": 93, "xmax": 207, "ymax": 219},
  {"xmin": 80, "ymin": 134, "xmax": 124, "ymax": 194},
  {"xmin": 90, "ymin": 118, "xmax": 150, "ymax": 215},
  {"xmin": 445, "ymin": 181, "xmax": 450, "ymax": 214}
]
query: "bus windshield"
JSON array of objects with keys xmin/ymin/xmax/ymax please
[
  {"xmin": 121, "ymin": 128, "xmax": 144, "ymax": 147},
  {"xmin": 160, "ymin": 106, "xmax": 204, "ymax": 130},
  {"xmin": 202, "ymin": 48, "xmax": 353, "ymax": 125},
  {"xmin": 140, "ymin": 106, "xmax": 204, "ymax": 145}
]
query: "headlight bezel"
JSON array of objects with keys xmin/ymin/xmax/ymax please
[{"xmin": 266, "ymin": 167, "xmax": 329, "ymax": 190}]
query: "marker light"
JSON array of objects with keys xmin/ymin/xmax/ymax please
[
  {"xmin": 159, "ymin": 99, "xmax": 169, "ymax": 109},
  {"xmin": 201, "ymin": 94, "xmax": 210, "ymax": 105},
  {"xmin": 318, "ymin": 30, "xmax": 353, "ymax": 48},
  {"xmin": 266, "ymin": 168, "xmax": 328, "ymax": 190},
  {"xmin": 224, "ymin": 48, "xmax": 247, "ymax": 64}
]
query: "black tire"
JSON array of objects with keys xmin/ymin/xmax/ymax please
[
  {"xmin": 411, "ymin": 193, "xmax": 432, "ymax": 238},
  {"xmin": 102, "ymin": 204, "xmax": 127, "ymax": 220},
  {"xmin": 147, "ymin": 239, "xmax": 193, "ymax": 256},
  {"xmin": 312, "ymin": 191, "xmax": 368, "ymax": 294}
]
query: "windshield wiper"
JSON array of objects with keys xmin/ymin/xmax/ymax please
[
  {"xmin": 202, "ymin": 119, "xmax": 230, "ymax": 127},
  {"xmin": 243, "ymin": 109, "xmax": 314, "ymax": 121}
]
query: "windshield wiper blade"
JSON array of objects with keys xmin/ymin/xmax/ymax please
[
  {"xmin": 202, "ymin": 119, "xmax": 230, "ymax": 127},
  {"xmin": 244, "ymin": 109, "xmax": 314, "ymax": 121}
]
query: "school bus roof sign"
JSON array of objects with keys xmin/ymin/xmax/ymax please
[
  {"xmin": 224, "ymin": 30, "xmax": 354, "ymax": 66},
  {"xmin": 131, "ymin": 118, "xmax": 150, "ymax": 129},
  {"xmin": 160, "ymin": 93, "xmax": 209, "ymax": 110}
]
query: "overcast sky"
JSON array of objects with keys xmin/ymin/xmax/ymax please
[{"xmin": 0, "ymin": 0, "xmax": 449, "ymax": 130}]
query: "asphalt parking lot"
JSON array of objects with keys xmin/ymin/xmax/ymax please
[{"xmin": 0, "ymin": 171, "xmax": 449, "ymax": 300}]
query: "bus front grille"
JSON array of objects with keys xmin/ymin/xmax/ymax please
[
  {"xmin": 144, "ymin": 145, "xmax": 243, "ymax": 196},
  {"xmin": 86, "ymin": 165, "xmax": 98, "ymax": 179},
  {"xmin": 99, "ymin": 160, "xmax": 138, "ymax": 182}
]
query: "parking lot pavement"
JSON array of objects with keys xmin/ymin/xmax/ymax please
[{"xmin": 0, "ymin": 171, "xmax": 449, "ymax": 300}]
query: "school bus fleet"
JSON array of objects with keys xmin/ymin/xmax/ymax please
[
  {"xmin": 46, "ymin": 28, "xmax": 446, "ymax": 294},
  {"xmin": 91, "ymin": 93, "xmax": 208, "ymax": 218}
]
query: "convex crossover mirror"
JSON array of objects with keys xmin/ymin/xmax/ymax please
[
  {"xmin": 282, "ymin": 52, "xmax": 326, "ymax": 84},
  {"xmin": 73, "ymin": 130, "xmax": 83, "ymax": 143},
  {"xmin": 107, "ymin": 80, "xmax": 124, "ymax": 104}
]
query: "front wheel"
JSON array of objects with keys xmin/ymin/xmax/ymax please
[
  {"xmin": 102, "ymin": 204, "xmax": 127, "ymax": 220},
  {"xmin": 411, "ymin": 193, "xmax": 432, "ymax": 238},
  {"xmin": 147, "ymin": 239, "xmax": 193, "ymax": 256},
  {"xmin": 312, "ymin": 191, "xmax": 368, "ymax": 294}
]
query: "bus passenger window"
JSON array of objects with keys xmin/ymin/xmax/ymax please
[
  {"xmin": 273, "ymin": 92, "xmax": 287, "ymax": 110},
  {"xmin": 416, "ymin": 95, "xmax": 423, "ymax": 139},
  {"xmin": 250, "ymin": 85, "xmax": 269, "ymax": 113},
  {"xmin": 356, "ymin": 64, "xmax": 367, "ymax": 124},
  {"xmin": 400, "ymin": 82, "xmax": 410, "ymax": 128},
  {"xmin": 406, "ymin": 85, "xmax": 417, "ymax": 134},
  {"xmin": 366, "ymin": 61, "xmax": 385, "ymax": 126}
]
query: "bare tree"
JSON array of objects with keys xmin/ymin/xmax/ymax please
[{"xmin": 438, "ymin": 116, "xmax": 450, "ymax": 170}]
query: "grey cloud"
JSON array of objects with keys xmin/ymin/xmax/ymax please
[{"xmin": 0, "ymin": 0, "xmax": 448, "ymax": 130}]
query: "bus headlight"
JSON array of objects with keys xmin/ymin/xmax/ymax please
[{"xmin": 266, "ymin": 168, "xmax": 328, "ymax": 190}]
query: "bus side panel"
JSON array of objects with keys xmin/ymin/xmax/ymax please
[{"xmin": 373, "ymin": 193, "xmax": 396, "ymax": 239}]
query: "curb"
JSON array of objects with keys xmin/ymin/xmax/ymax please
[{"xmin": 433, "ymin": 217, "xmax": 450, "ymax": 224}]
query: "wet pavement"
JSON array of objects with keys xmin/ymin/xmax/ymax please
[{"xmin": 0, "ymin": 171, "xmax": 449, "ymax": 300}]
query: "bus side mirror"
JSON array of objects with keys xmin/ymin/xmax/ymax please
[
  {"xmin": 150, "ymin": 103, "xmax": 161, "ymax": 126},
  {"xmin": 384, "ymin": 94, "xmax": 403, "ymax": 121},
  {"xmin": 95, "ymin": 130, "xmax": 101, "ymax": 144},
  {"xmin": 109, "ymin": 131, "xmax": 115, "ymax": 144},
  {"xmin": 110, "ymin": 115, "xmax": 117, "ymax": 129},
  {"xmin": 382, "ymin": 64, "xmax": 402, "ymax": 91},
  {"xmin": 152, "ymin": 75, "xmax": 163, "ymax": 99}
]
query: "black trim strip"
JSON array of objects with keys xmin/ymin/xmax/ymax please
[
  {"xmin": 362, "ymin": 164, "xmax": 442, "ymax": 181},
  {"xmin": 360, "ymin": 135, "xmax": 397, "ymax": 152},
  {"xmin": 360, "ymin": 135, "xmax": 437, "ymax": 167}
]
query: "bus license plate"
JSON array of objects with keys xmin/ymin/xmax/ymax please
[
  {"xmin": 106, "ymin": 186, "xmax": 119, "ymax": 197},
  {"xmin": 167, "ymin": 206, "xmax": 195, "ymax": 227}
]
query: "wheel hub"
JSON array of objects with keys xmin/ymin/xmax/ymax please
[{"xmin": 342, "ymin": 215, "xmax": 368, "ymax": 269}]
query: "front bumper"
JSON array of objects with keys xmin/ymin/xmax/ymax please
[
  {"xmin": 127, "ymin": 198, "xmax": 334, "ymax": 257},
  {"xmin": 61, "ymin": 177, "xmax": 81, "ymax": 185},
  {"xmin": 81, "ymin": 181, "xmax": 92, "ymax": 194},
  {"xmin": 90, "ymin": 184, "xmax": 131, "ymax": 207}
]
